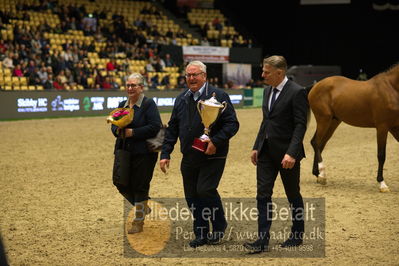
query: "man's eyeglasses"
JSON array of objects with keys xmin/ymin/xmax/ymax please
[
  {"xmin": 185, "ymin": 72, "xmax": 203, "ymax": 78},
  {"xmin": 126, "ymin": 83, "xmax": 142, "ymax": 88}
]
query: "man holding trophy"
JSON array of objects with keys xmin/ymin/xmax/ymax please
[{"xmin": 160, "ymin": 61, "xmax": 239, "ymax": 248}]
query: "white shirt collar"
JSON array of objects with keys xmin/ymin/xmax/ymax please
[
  {"xmin": 124, "ymin": 93, "xmax": 144, "ymax": 108},
  {"xmin": 187, "ymin": 82, "xmax": 206, "ymax": 101},
  {"xmin": 274, "ymin": 76, "xmax": 289, "ymax": 92}
]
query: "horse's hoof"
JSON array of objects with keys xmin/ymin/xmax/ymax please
[
  {"xmin": 379, "ymin": 187, "xmax": 390, "ymax": 193},
  {"xmin": 317, "ymin": 177, "xmax": 327, "ymax": 185}
]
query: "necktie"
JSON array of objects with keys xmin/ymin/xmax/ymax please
[
  {"xmin": 188, "ymin": 92, "xmax": 197, "ymax": 121},
  {"xmin": 269, "ymin": 88, "xmax": 278, "ymax": 110}
]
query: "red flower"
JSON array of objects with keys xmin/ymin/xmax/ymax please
[{"xmin": 112, "ymin": 109, "xmax": 131, "ymax": 120}]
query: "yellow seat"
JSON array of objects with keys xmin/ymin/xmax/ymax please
[
  {"xmin": 12, "ymin": 76, "xmax": 20, "ymax": 85},
  {"xmin": 220, "ymin": 39, "xmax": 227, "ymax": 47},
  {"xmin": 1, "ymin": 29, "xmax": 7, "ymax": 40},
  {"xmin": 3, "ymin": 68, "xmax": 11, "ymax": 76},
  {"xmin": 4, "ymin": 76, "xmax": 12, "ymax": 86},
  {"xmin": 89, "ymin": 58, "xmax": 97, "ymax": 66},
  {"xmin": 170, "ymin": 77, "xmax": 177, "ymax": 86},
  {"xmin": 87, "ymin": 77, "xmax": 94, "ymax": 88},
  {"xmin": 19, "ymin": 77, "xmax": 27, "ymax": 85},
  {"xmin": 28, "ymin": 85, "xmax": 36, "ymax": 91}
]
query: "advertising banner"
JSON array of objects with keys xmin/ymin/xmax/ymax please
[
  {"xmin": 0, "ymin": 90, "xmax": 244, "ymax": 120},
  {"xmin": 182, "ymin": 46, "xmax": 229, "ymax": 63},
  {"xmin": 252, "ymin": 87, "xmax": 265, "ymax": 107},
  {"xmin": 243, "ymin": 88, "xmax": 253, "ymax": 106}
]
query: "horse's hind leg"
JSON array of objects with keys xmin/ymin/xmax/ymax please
[
  {"xmin": 311, "ymin": 131, "xmax": 321, "ymax": 177},
  {"xmin": 320, "ymin": 119, "xmax": 341, "ymax": 149},
  {"xmin": 377, "ymin": 128, "xmax": 390, "ymax": 192},
  {"xmin": 375, "ymin": 127, "xmax": 399, "ymax": 192},
  {"xmin": 311, "ymin": 118, "xmax": 341, "ymax": 184}
]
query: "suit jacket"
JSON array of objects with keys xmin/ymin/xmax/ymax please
[
  {"xmin": 161, "ymin": 83, "xmax": 239, "ymax": 160},
  {"xmin": 253, "ymin": 80, "xmax": 308, "ymax": 160}
]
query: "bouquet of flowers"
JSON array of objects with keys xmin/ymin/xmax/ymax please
[{"xmin": 106, "ymin": 108, "xmax": 134, "ymax": 128}]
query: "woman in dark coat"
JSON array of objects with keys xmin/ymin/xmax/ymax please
[{"xmin": 111, "ymin": 72, "xmax": 162, "ymax": 233}]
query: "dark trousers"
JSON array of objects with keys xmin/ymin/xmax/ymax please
[
  {"xmin": 115, "ymin": 152, "xmax": 158, "ymax": 205},
  {"xmin": 181, "ymin": 153, "xmax": 227, "ymax": 238},
  {"xmin": 256, "ymin": 140, "xmax": 304, "ymax": 241}
]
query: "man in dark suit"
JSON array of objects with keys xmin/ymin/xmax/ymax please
[
  {"xmin": 160, "ymin": 60, "xmax": 239, "ymax": 248},
  {"xmin": 244, "ymin": 55, "xmax": 309, "ymax": 253}
]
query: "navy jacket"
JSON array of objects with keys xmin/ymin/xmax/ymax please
[
  {"xmin": 253, "ymin": 80, "xmax": 308, "ymax": 160},
  {"xmin": 112, "ymin": 96, "xmax": 162, "ymax": 154},
  {"xmin": 161, "ymin": 84, "xmax": 239, "ymax": 160}
]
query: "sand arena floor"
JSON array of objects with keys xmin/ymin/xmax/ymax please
[{"xmin": 1, "ymin": 108, "xmax": 398, "ymax": 265}]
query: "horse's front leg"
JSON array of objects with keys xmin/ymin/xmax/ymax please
[{"xmin": 377, "ymin": 128, "xmax": 390, "ymax": 192}]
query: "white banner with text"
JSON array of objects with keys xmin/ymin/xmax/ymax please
[{"xmin": 182, "ymin": 46, "xmax": 229, "ymax": 63}]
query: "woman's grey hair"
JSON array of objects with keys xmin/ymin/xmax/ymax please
[
  {"xmin": 263, "ymin": 55, "xmax": 287, "ymax": 72},
  {"xmin": 127, "ymin": 72, "xmax": 144, "ymax": 84},
  {"xmin": 186, "ymin": 60, "xmax": 207, "ymax": 73}
]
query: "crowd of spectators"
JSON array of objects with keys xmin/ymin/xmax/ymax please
[
  {"xmin": 186, "ymin": 8, "xmax": 254, "ymax": 48},
  {"xmin": 0, "ymin": 0, "xmax": 190, "ymax": 91},
  {"xmin": 0, "ymin": 1, "xmax": 262, "ymax": 91},
  {"xmin": 200, "ymin": 18, "xmax": 253, "ymax": 48}
]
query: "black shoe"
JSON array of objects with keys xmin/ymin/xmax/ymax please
[
  {"xmin": 207, "ymin": 223, "xmax": 227, "ymax": 245},
  {"xmin": 280, "ymin": 237, "xmax": 303, "ymax": 247},
  {"xmin": 207, "ymin": 231, "xmax": 225, "ymax": 245},
  {"xmin": 243, "ymin": 239, "xmax": 269, "ymax": 254},
  {"xmin": 189, "ymin": 237, "xmax": 208, "ymax": 248}
]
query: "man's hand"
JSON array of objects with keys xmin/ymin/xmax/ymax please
[
  {"xmin": 281, "ymin": 154, "xmax": 296, "ymax": 169},
  {"xmin": 202, "ymin": 139, "xmax": 216, "ymax": 155},
  {"xmin": 251, "ymin": 150, "xmax": 258, "ymax": 166},
  {"xmin": 160, "ymin": 159, "xmax": 170, "ymax": 174}
]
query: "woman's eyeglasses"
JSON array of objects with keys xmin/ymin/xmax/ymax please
[{"xmin": 126, "ymin": 84, "xmax": 142, "ymax": 88}]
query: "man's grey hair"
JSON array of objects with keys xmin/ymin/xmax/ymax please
[
  {"xmin": 186, "ymin": 60, "xmax": 207, "ymax": 73},
  {"xmin": 263, "ymin": 55, "xmax": 287, "ymax": 72}
]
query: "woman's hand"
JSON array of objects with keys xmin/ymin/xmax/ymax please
[{"xmin": 124, "ymin": 128, "xmax": 134, "ymax": 137}]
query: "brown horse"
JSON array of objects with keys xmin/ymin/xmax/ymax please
[{"xmin": 307, "ymin": 63, "xmax": 399, "ymax": 192}]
